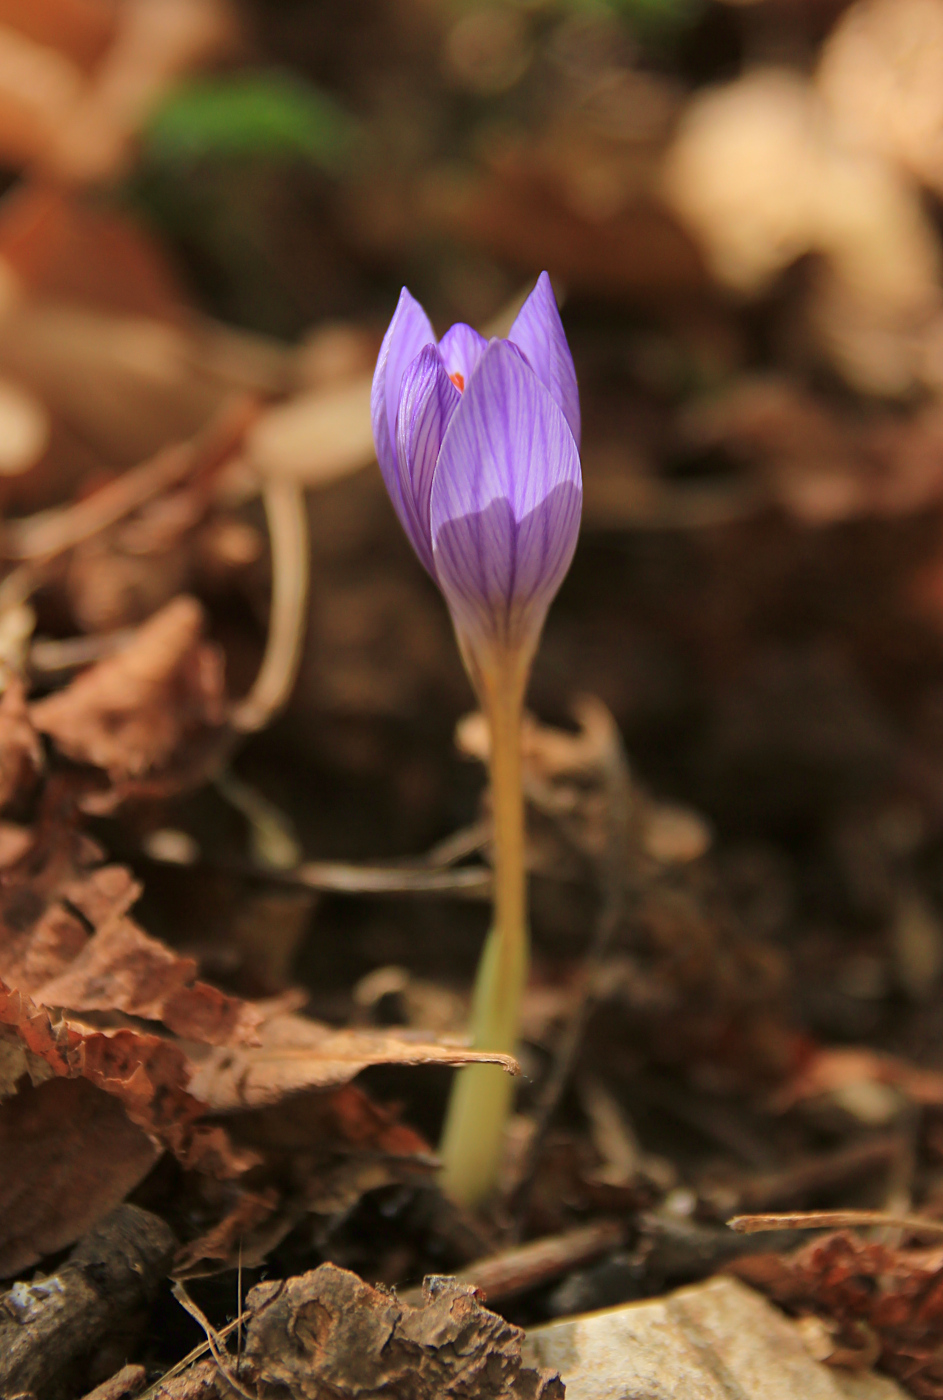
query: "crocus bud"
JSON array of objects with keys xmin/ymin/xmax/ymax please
[{"xmin": 371, "ymin": 272, "xmax": 582, "ymax": 678}]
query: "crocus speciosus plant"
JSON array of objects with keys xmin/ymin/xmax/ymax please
[{"xmin": 371, "ymin": 273, "xmax": 582, "ymax": 1205}]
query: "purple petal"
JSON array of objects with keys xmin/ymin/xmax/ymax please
[
  {"xmin": 508, "ymin": 272, "xmax": 580, "ymax": 448},
  {"xmin": 370, "ymin": 287, "xmax": 435, "ymax": 510},
  {"xmin": 430, "ymin": 339, "xmax": 582, "ymax": 661},
  {"xmin": 437, "ymin": 323, "xmax": 488, "ymax": 390},
  {"xmin": 394, "ymin": 345, "xmax": 461, "ymax": 574}
]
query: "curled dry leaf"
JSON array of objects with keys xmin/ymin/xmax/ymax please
[
  {"xmin": 0, "ymin": 979, "xmax": 208, "ymax": 1218},
  {"xmin": 0, "ymin": 819, "xmax": 241, "ymax": 1129},
  {"xmin": 1, "ymin": 935, "xmax": 514, "ymax": 1276},
  {"xmin": 30, "ymin": 594, "xmax": 227, "ymax": 811},
  {"xmin": 186, "ymin": 1011, "xmax": 518, "ymax": 1112},
  {"xmin": 239, "ymin": 1263, "xmax": 564, "ymax": 1400},
  {"xmin": 171, "ymin": 1186, "xmax": 279, "ymax": 1278}
]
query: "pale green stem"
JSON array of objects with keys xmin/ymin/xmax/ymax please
[{"xmin": 439, "ymin": 655, "xmax": 528, "ymax": 1207}]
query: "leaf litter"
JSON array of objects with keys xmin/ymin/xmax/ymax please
[
  {"xmin": 12, "ymin": 0, "xmax": 943, "ymax": 1397},
  {"xmin": 0, "ymin": 600, "xmax": 515, "ymax": 1282}
]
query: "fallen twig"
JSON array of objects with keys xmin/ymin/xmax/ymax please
[
  {"xmin": 728, "ymin": 1209, "xmax": 943, "ymax": 1237},
  {"xmin": 400, "ymin": 1219, "xmax": 626, "ymax": 1307},
  {"xmin": 3, "ymin": 395, "xmax": 259, "ymax": 564},
  {"xmin": 230, "ymin": 478, "xmax": 309, "ymax": 734},
  {"xmin": 172, "ymin": 1282, "xmax": 255, "ymax": 1400},
  {"xmin": 0, "ymin": 1205, "xmax": 175, "ymax": 1400},
  {"xmin": 720, "ymin": 1133, "xmax": 905, "ymax": 1214},
  {"xmin": 290, "ymin": 859, "xmax": 490, "ymax": 895},
  {"xmin": 30, "ymin": 628, "xmax": 136, "ymax": 677},
  {"xmin": 140, "ymin": 848, "xmax": 491, "ymax": 896},
  {"xmin": 79, "ymin": 1364, "xmax": 147, "ymax": 1400},
  {"xmin": 137, "ymin": 1318, "xmax": 243, "ymax": 1400}
]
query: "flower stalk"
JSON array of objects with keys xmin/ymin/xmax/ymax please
[
  {"xmin": 439, "ymin": 655, "xmax": 528, "ymax": 1205},
  {"xmin": 370, "ymin": 272, "xmax": 582, "ymax": 1208}
]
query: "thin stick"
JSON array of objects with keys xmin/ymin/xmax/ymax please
[
  {"xmin": 78, "ymin": 1363, "xmax": 146, "ymax": 1400},
  {"xmin": 292, "ymin": 860, "xmax": 489, "ymax": 895},
  {"xmin": 30, "ymin": 628, "xmax": 135, "ymax": 677},
  {"xmin": 171, "ymin": 1283, "xmax": 256, "ymax": 1400},
  {"xmin": 140, "ymin": 844, "xmax": 491, "ymax": 896},
  {"xmin": 728, "ymin": 1210, "xmax": 943, "ymax": 1237},
  {"xmin": 399, "ymin": 1219, "xmax": 625, "ymax": 1307},
  {"xmin": 231, "ymin": 478, "xmax": 309, "ymax": 733},
  {"xmin": 0, "ymin": 397, "xmax": 260, "ymax": 625},
  {"xmin": 422, "ymin": 820, "xmax": 490, "ymax": 868},
  {"xmin": 236, "ymin": 1240, "xmax": 244, "ymax": 1380},
  {"xmin": 137, "ymin": 1317, "xmax": 241, "ymax": 1400},
  {"xmin": 3, "ymin": 395, "xmax": 258, "ymax": 563}
]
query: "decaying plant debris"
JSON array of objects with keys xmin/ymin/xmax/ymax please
[{"xmin": 11, "ymin": 0, "xmax": 943, "ymax": 1396}]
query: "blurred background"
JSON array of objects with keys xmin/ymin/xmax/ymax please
[{"xmin": 11, "ymin": 0, "xmax": 943, "ymax": 1324}]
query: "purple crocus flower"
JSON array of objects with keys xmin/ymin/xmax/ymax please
[{"xmin": 371, "ymin": 272, "xmax": 582, "ymax": 674}]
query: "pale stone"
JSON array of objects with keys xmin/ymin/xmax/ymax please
[{"xmin": 523, "ymin": 1275, "xmax": 907, "ymax": 1400}]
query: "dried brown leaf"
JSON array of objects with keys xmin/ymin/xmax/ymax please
[
  {"xmin": 0, "ymin": 1075, "xmax": 159, "ymax": 1276},
  {"xmin": 186, "ymin": 1010, "xmax": 518, "ymax": 1112},
  {"xmin": 0, "ymin": 0, "xmax": 117, "ymax": 71},
  {"xmin": 0, "ymin": 804, "xmax": 516, "ymax": 1276},
  {"xmin": 174, "ymin": 1083, "xmax": 437, "ymax": 1275},
  {"xmin": 171, "ymin": 1187, "xmax": 280, "ymax": 1277},
  {"xmin": 0, "ymin": 183, "xmax": 186, "ymax": 320},
  {"xmin": 0, "ymin": 978, "xmax": 204, "ymax": 1139},
  {"xmin": 730, "ymin": 1231, "xmax": 943, "ymax": 1398},
  {"xmin": 0, "ymin": 824, "xmax": 259, "ymax": 1045},
  {"xmin": 31, "ymin": 595, "xmax": 227, "ymax": 810}
]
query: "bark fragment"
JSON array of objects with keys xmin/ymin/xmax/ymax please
[{"xmin": 241, "ymin": 1263, "xmax": 564, "ymax": 1400}]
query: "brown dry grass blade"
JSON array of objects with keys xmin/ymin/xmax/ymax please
[{"xmin": 729, "ymin": 1209, "xmax": 943, "ymax": 1237}]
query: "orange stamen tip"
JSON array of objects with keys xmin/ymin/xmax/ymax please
[{"xmin": 450, "ymin": 371, "xmax": 465, "ymax": 391}]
